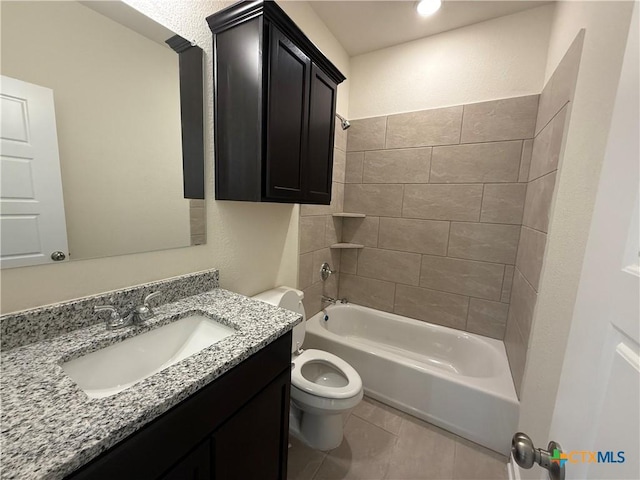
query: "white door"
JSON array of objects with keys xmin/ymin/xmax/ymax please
[
  {"xmin": 544, "ymin": 5, "xmax": 639, "ymax": 480},
  {"xmin": 0, "ymin": 75, "xmax": 69, "ymax": 268}
]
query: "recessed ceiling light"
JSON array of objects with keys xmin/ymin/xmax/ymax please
[{"xmin": 416, "ymin": 0, "xmax": 442, "ymax": 17}]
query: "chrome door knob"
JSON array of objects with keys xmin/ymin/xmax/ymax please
[
  {"xmin": 511, "ymin": 432, "xmax": 565, "ymax": 480},
  {"xmin": 51, "ymin": 251, "xmax": 66, "ymax": 261}
]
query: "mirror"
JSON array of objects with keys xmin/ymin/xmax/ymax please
[{"xmin": 0, "ymin": 1, "xmax": 204, "ymax": 269}]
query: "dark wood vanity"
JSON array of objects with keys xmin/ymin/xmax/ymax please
[
  {"xmin": 66, "ymin": 332, "xmax": 292, "ymax": 480},
  {"xmin": 208, "ymin": 0, "xmax": 346, "ymax": 205}
]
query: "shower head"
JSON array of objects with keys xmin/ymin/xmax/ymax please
[{"xmin": 336, "ymin": 113, "xmax": 350, "ymax": 130}]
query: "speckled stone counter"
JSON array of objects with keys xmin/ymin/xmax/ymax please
[{"xmin": 0, "ymin": 288, "xmax": 301, "ymax": 479}]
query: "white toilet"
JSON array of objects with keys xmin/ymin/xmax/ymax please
[{"xmin": 253, "ymin": 286, "xmax": 363, "ymax": 451}]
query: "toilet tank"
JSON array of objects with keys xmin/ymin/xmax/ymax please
[{"xmin": 252, "ymin": 287, "xmax": 305, "ymax": 353}]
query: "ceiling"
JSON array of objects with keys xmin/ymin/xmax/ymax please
[{"xmin": 308, "ymin": 1, "xmax": 552, "ymax": 56}]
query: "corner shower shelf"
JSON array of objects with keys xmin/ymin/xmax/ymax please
[
  {"xmin": 332, "ymin": 213, "xmax": 366, "ymax": 218},
  {"xmin": 330, "ymin": 243, "xmax": 364, "ymax": 249}
]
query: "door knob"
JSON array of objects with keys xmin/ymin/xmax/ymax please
[
  {"xmin": 512, "ymin": 432, "xmax": 565, "ymax": 480},
  {"xmin": 51, "ymin": 251, "xmax": 66, "ymax": 261}
]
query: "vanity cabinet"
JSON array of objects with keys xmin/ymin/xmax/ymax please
[
  {"xmin": 66, "ymin": 332, "xmax": 292, "ymax": 480},
  {"xmin": 207, "ymin": 0, "xmax": 345, "ymax": 205}
]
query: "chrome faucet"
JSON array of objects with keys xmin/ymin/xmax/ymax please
[
  {"xmin": 131, "ymin": 291, "xmax": 161, "ymax": 324},
  {"xmin": 321, "ymin": 295, "xmax": 348, "ymax": 306},
  {"xmin": 94, "ymin": 291, "xmax": 161, "ymax": 330}
]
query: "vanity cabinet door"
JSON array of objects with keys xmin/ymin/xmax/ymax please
[
  {"xmin": 264, "ymin": 24, "xmax": 310, "ymax": 202},
  {"xmin": 160, "ymin": 441, "xmax": 210, "ymax": 480},
  {"xmin": 212, "ymin": 369, "xmax": 291, "ymax": 480}
]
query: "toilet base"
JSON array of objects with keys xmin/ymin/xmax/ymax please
[{"xmin": 289, "ymin": 402, "xmax": 344, "ymax": 451}]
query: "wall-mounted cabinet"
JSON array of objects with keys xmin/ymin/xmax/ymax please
[{"xmin": 207, "ymin": 0, "xmax": 346, "ymax": 205}]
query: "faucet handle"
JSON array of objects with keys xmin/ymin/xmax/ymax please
[
  {"xmin": 143, "ymin": 291, "xmax": 161, "ymax": 307},
  {"xmin": 94, "ymin": 305, "xmax": 128, "ymax": 330}
]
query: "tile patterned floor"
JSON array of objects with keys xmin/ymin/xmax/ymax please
[{"xmin": 288, "ymin": 396, "xmax": 508, "ymax": 480}]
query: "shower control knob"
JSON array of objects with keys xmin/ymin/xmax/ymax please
[{"xmin": 51, "ymin": 251, "xmax": 66, "ymax": 261}]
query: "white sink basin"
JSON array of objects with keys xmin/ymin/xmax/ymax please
[{"xmin": 62, "ymin": 314, "xmax": 236, "ymax": 399}]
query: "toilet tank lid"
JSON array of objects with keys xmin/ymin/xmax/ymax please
[{"xmin": 252, "ymin": 286, "xmax": 304, "ymax": 314}]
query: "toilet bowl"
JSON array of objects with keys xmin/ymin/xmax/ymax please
[{"xmin": 252, "ymin": 287, "xmax": 363, "ymax": 451}]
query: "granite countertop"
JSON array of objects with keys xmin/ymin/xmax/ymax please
[{"xmin": 0, "ymin": 288, "xmax": 301, "ymax": 480}]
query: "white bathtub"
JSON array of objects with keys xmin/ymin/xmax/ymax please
[{"xmin": 304, "ymin": 303, "xmax": 518, "ymax": 455}]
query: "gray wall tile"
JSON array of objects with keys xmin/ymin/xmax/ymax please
[
  {"xmin": 535, "ymin": 30, "xmax": 583, "ymax": 135},
  {"xmin": 378, "ymin": 217, "xmax": 449, "ymax": 255},
  {"xmin": 480, "ymin": 183, "xmax": 526, "ymax": 225},
  {"xmin": 448, "ymin": 222, "xmax": 520, "ymax": 264},
  {"xmin": 332, "ymin": 148, "xmax": 346, "ymax": 183},
  {"xmin": 386, "ymin": 106, "xmax": 463, "ymax": 148},
  {"xmin": 345, "ymin": 152, "xmax": 364, "ymax": 183},
  {"xmin": 522, "ymin": 172, "xmax": 557, "ymax": 233},
  {"xmin": 467, "ymin": 298, "xmax": 508, "ymax": 339},
  {"xmin": 339, "ymin": 273, "xmax": 396, "ymax": 312},
  {"xmin": 461, "ymin": 95, "xmax": 538, "ymax": 143},
  {"xmin": 508, "ymin": 268, "xmax": 537, "ymax": 343},
  {"xmin": 403, "ymin": 184, "xmax": 483, "ymax": 221},
  {"xmin": 302, "ymin": 281, "xmax": 324, "ymax": 319},
  {"xmin": 430, "ymin": 141, "xmax": 521, "ymax": 183},
  {"xmin": 420, "ymin": 255, "xmax": 505, "ymax": 301},
  {"xmin": 519, "ymin": 139, "xmax": 534, "ymax": 182},
  {"xmin": 364, "ymin": 147, "xmax": 431, "ymax": 183},
  {"xmin": 501, "ymin": 265, "xmax": 515, "ymax": 303},
  {"xmin": 299, "ymin": 216, "xmax": 326, "ymax": 253},
  {"xmin": 347, "ymin": 116, "xmax": 387, "ymax": 151},
  {"xmin": 298, "ymin": 253, "xmax": 313, "ymax": 290},
  {"xmin": 342, "ymin": 216, "xmax": 380, "ymax": 246},
  {"xmin": 357, "ymin": 247, "xmax": 422, "ymax": 285},
  {"xmin": 344, "ymin": 184, "xmax": 404, "ymax": 217},
  {"xmin": 394, "ymin": 284, "xmax": 469, "ymax": 330},
  {"xmin": 504, "ymin": 316, "xmax": 527, "ymax": 398},
  {"xmin": 340, "ymin": 249, "xmax": 358, "ymax": 274},
  {"xmin": 515, "ymin": 226, "xmax": 547, "ymax": 291},
  {"xmin": 325, "ymin": 216, "xmax": 343, "ymax": 246},
  {"xmin": 529, "ymin": 105, "xmax": 567, "ymax": 181}
]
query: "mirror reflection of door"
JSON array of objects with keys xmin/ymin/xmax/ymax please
[
  {"xmin": 0, "ymin": 75, "xmax": 69, "ymax": 268},
  {"xmin": 0, "ymin": 1, "xmax": 201, "ymax": 267}
]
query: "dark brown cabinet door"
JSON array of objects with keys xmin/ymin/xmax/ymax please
[
  {"xmin": 212, "ymin": 370, "xmax": 291, "ymax": 480},
  {"xmin": 160, "ymin": 441, "xmax": 211, "ymax": 480},
  {"xmin": 264, "ymin": 24, "xmax": 310, "ymax": 202},
  {"xmin": 305, "ymin": 63, "xmax": 337, "ymax": 204}
]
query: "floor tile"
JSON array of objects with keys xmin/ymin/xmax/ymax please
[
  {"xmin": 385, "ymin": 416, "xmax": 456, "ymax": 480},
  {"xmin": 288, "ymin": 436, "xmax": 327, "ymax": 480},
  {"xmin": 351, "ymin": 397, "xmax": 404, "ymax": 435},
  {"xmin": 452, "ymin": 438, "xmax": 508, "ymax": 480},
  {"xmin": 314, "ymin": 415, "xmax": 397, "ymax": 480}
]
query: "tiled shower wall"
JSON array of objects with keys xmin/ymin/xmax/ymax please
[
  {"xmin": 504, "ymin": 32, "xmax": 583, "ymax": 396},
  {"xmin": 336, "ymin": 95, "xmax": 539, "ymax": 340},
  {"xmin": 297, "ymin": 118, "xmax": 347, "ymax": 317}
]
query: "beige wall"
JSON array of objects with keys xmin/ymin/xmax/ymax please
[
  {"xmin": 348, "ymin": 5, "xmax": 553, "ymax": 119},
  {"xmin": 331, "ymin": 96, "xmax": 538, "ymax": 338},
  {"xmin": 1, "ymin": 1, "xmax": 190, "ymax": 260},
  {"xmin": 516, "ymin": 0, "xmax": 635, "ymax": 467}
]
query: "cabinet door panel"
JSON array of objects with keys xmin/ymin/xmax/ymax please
[
  {"xmin": 265, "ymin": 25, "xmax": 310, "ymax": 201},
  {"xmin": 305, "ymin": 64, "xmax": 337, "ymax": 204},
  {"xmin": 160, "ymin": 441, "xmax": 210, "ymax": 480},
  {"xmin": 212, "ymin": 370, "xmax": 291, "ymax": 480}
]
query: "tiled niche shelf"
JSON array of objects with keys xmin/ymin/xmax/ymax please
[
  {"xmin": 332, "ymin": 213, "xmax": 366, "ymax": 218},
  {"xmin": 330, "ymin": 243, "xmax": 364, "ymax": 249}
]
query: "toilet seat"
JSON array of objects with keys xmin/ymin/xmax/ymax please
[{"xmin": 291, "ymin": 349, "xmax": 362, "ymax": 399}]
